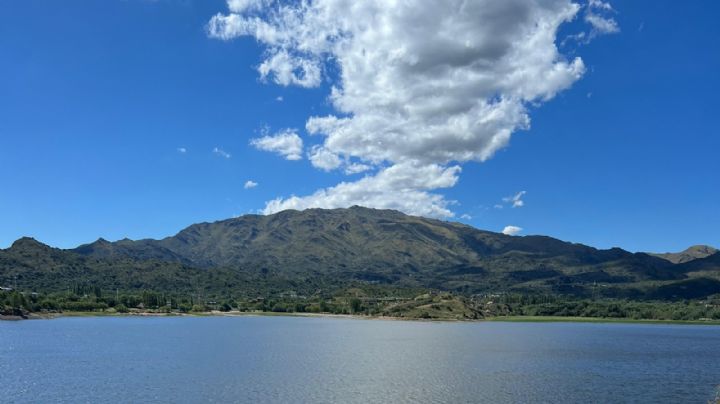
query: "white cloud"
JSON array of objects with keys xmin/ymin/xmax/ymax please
[
  {"xmin": 276, "ymin": 95, "xmax": 283, "ymax": 102},
  {"xmin": 250, "ymin": 129, "xmax": 304, "ymax": 160},
  {"xmin": 213, "ymin": 147, "xmax": 231, "ymax": 159},
  {"xmin": 263, "ymin": 162, "xmax": 460, "ymax": 218},
  {"xmin": 503, "ymin": 191, "xmax": 527, "ymax": 208},
  {"xmin": 308, "ymin": 145, "xmax": 342, "ymax": 171},
  {"xmin": 210, "ymin": 0, "xmax": 610, "ymax": 218},
  {"xmin": 564, "ymin": 0, "xmax": 619, "ymax": 46},
  {"xmin": 227, "ymin": 0, "xmax": 266, "ymax": 14},
  {"xmin": 244, "ymin": 180, "xmax": 258, "ymax": 189},
  {"xmin": 257, "ymin": 50, "xmax": 322, "ymax": 88},
  {"xmin": 344, "ymin": 162, "xmax": 371, "ymax": 175},
  {"xmin": 308, "ymin": 146, "xmax": 372, "ymax": 174},
  {"xmin": 460, "ymin": 214, "xmax": 472, "ymax": 220},
  {"xmin": 177, "ymin": 147, "xmax": 187, "ymax": 153},
  {"xmin": 502, "ymin": 225, "xmax": 523, "ymax": 236},
  {"xmin": 588, "ymin": 0, "xmax": 613, "ymax": 11},
  {"xmin": 585, "ymin": 13, "xmax": 619, "ymax": 35},
  {"xmin": 494, "ymin": 204, "xmax": 504, "ymax": 210}
]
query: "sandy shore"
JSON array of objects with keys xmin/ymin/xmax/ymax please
[{"xmin": 4, "ymin": 310, "xmax": 720, "ymax": 325}]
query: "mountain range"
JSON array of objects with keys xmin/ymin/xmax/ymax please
[
  {"xmin": 649, "ymin": 245, "xmax": 718, "ymax": 264},
  {"xmin": 2, "ymin": 206, "xmax": 719, "ymax": 300}
]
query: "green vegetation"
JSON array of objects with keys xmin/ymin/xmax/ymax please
[
  {"xmin": 2, "ymin": 207, "xmax": 719, "ymax": 322},
  {"xmin": 477, "ymin": 293, "xmax": 720, "ymax": 322},
  {"xmin": 4, "ymin": 286, "xmax": 720, "ymax": 323}
]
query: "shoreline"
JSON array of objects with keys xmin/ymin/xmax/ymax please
[
  {"xmin": 486, "ymin": 315, "xmax": 720, "ymax": 325},
  {"xmin": 5, "ymin": 311, "xmax": 720, "ymax": 326}
]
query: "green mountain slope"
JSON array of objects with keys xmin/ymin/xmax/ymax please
[{"xmin": 2, "ymin": 207, "xmax": 719, "ymax": 300}]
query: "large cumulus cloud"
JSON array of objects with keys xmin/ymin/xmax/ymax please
[{"xmin": 209, "ymin": 0, "xmax": 609, "ymax": 217}]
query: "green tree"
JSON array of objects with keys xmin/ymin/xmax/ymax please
[{"xmin": 350, "ymin": 298, "xmax": 362, "ymax": 314}]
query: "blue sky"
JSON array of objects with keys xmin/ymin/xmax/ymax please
[{"xmin": 0, "ymin": 0, "xmax": 718, "ymax": 253}]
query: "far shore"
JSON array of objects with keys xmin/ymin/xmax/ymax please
[
  {"xmin": 4, "ymin": 311, "xmax": 720, "ymax": 326},
  {"xmin": 487, "ymin": 315, "xmax": 720, "ymax": 325}
]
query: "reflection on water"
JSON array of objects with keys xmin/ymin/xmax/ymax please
[{"xmin": 1, "ymin": 316, "xmax": 719, "ymax": 403}]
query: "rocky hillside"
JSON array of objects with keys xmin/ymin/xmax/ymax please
[
  {"xmin": 649, "ymin": 245, "xmax": 718, "ymax": 264},
  {"xmin": 2, "ymin": 207, "xmax": 719, "ymax": 299}
]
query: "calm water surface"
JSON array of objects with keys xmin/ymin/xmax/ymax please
[{"xmin": 1, "ymin": 316, "xmax": 719, "ymax": 403}]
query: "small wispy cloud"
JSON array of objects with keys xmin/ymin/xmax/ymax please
[
  {"xmin": 250, "ymin": 128, "xmax": 303, "ymax": 160},
  {"xmin": 213, "ymin": 147, "xmax": 231, "ymax": 159},
  {"xmin": 460, "ymin": 214, "xmax": 472, "ymax": 220},
  {"xmin": 502, "ymin": 225, "xmax": 523, "ymax": 236},
  {"xmin": 276, "ymin": 96, "xmax": 284, "ymax": 102},
  {"xmin": 177, "ymin": 147, "xmax": 187, "ymax": 154},
  {"xmin": 585, "ymin": 13, "xmax": 620, "ymax": 35},
  {"xmin": 588, "ymin": 0, "xmax": 613, "ymax": 11},
  {"xmin": 502, "ymin": 191, "xmax": 526, "ymax": 208},
  {"xmin": 563, "ymin": 0, "xmax": 620, "ymax": 46},
  {"xmin": 244, "ymin": 180, "xmax": 258, "ymax": 189}
]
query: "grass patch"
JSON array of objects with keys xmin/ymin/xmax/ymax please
[{"xmin": 489, "ymin": 315, "xmax": 720, "ymax": 325}]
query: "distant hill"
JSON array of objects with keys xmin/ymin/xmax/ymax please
[
  {"xmin": 2, "ymin": 207, "xmax": 720, "ymax": 300},
  {"xmin": 649, "ymin": 245, "xmax": 718, "ymax": 264}
]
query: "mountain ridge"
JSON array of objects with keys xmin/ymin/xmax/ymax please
[
  {"xmin": 2, "ymin": 207, "xmax": 719, "ymax": 299},
  {"xmin": 649, "ymin": 245, "xmax": 718, "ymax": 264}
]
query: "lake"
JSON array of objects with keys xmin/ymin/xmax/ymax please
[{"xmin": 1, "ymin": 316, "xmax": 719, "ymax": 403}]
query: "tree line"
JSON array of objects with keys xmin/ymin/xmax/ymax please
[{"xmin": 3, "ymin": 287, "xmax": 720, "ymax": 321}]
